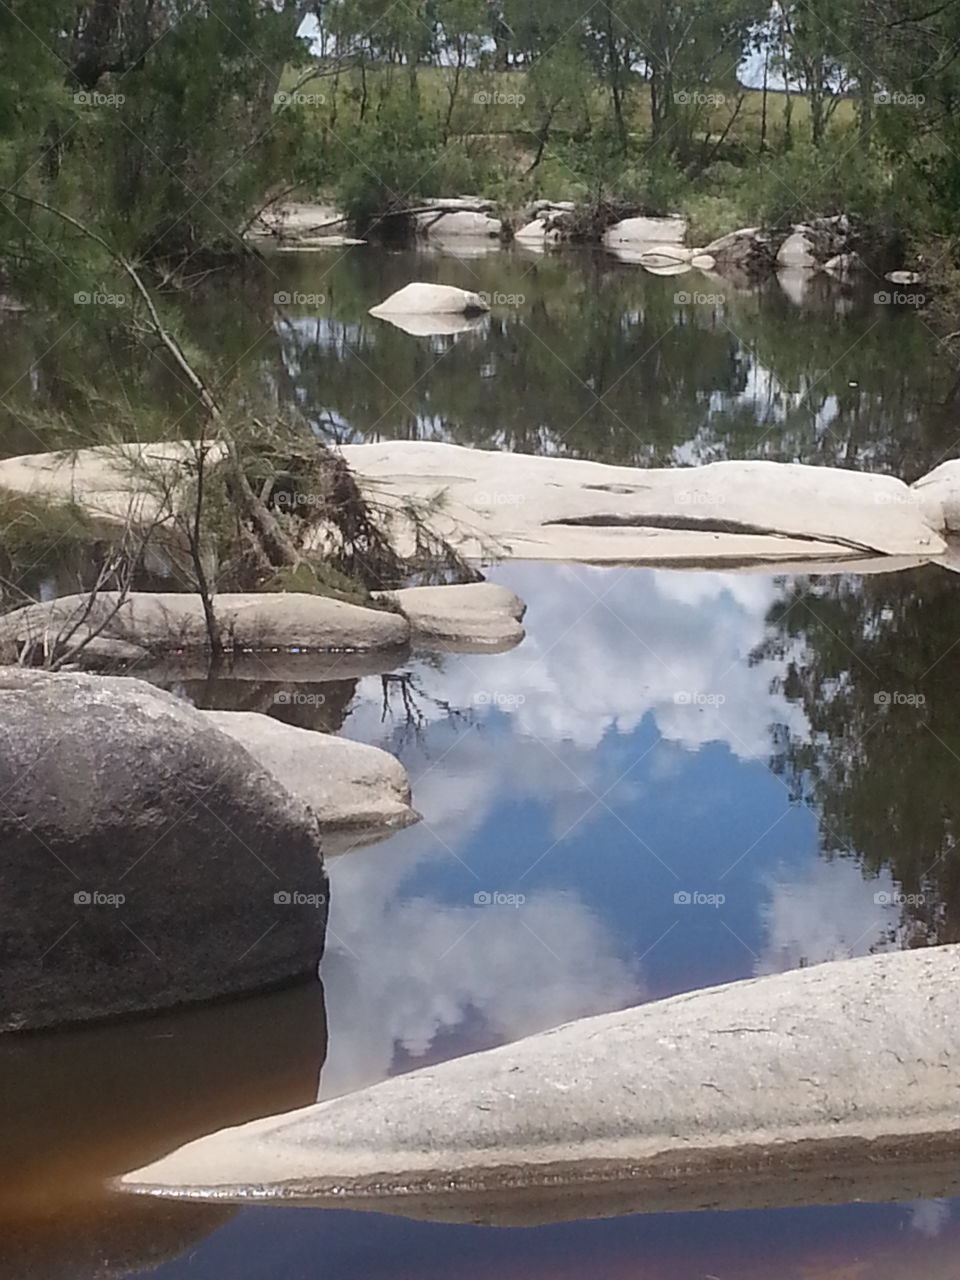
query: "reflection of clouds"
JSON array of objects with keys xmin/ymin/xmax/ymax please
[
  {"xmin": 755, "ymin": 857, "xmax": 897, "ymax": 975},
  {"xmin": 910, "ymin": 1200, "xmax": 953, "ymax": 1238},
  {"xmin": 321, "ymin": 837, "xmax": 637, "ymax": 1099},
  {"xmin": 348, "ymin": 563, "xmax": 807, "ymax": 764}
]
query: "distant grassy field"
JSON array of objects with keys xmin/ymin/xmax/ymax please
[{"xmin": 282, "ymin": 63, "xmax": 857, "ymax": 148}]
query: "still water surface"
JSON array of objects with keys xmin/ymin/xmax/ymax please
[{"xmin": 2, "ymin": 244, "xmax": 960, "ymax": 1277}]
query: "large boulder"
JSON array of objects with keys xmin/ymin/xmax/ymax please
[
  {"xmin": 117, "ymin": 945, "xmax": 960, "ymax": 1222},
  {"xmin": 0, "ymin": 591, "xmax": 409, "ymax": 662},
  {"xmin": 0, "ymin": 670, "xmax": 329, "ymax": 1030},
  {"xmin": 369, "ymin": 283, "xmax": 490, "ymax": 318},
  {"xmin": 202, "ymin": 711, "xmax": 419, "ymax": 838}
]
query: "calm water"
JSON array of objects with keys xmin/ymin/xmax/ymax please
[
  {"xmin": 2, "ymin": 245, "xmax": 960, "ymax": 1278},
  {"xmin": 1, "ymin": 241, "xmax": 958, "ymax": 477}
]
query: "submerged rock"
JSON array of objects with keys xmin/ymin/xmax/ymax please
[
  {"xmin": 0, "ymin": 590, "xmax": 410, "ymax": 661},
  {"xmin": 369, "ymin": 283, "xmax": 490, "ymax": 318},
  {"xmin": 202, "ymin": 711, "xmax": 419, "ymax": 838},
  {"xmin": 117, "ymin": 945, "xmax": 960, "ymax": 1223},
  {"xmin": 0, "ymin": 670, "xmax": 329, "ymax": 1031}
]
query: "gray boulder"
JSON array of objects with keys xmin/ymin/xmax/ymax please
[{"xmin": 0, "ymin": 669, "xmax": 329, "ymax": 1030}]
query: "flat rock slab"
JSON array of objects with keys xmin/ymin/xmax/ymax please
[
  {"xmin": 202, "ymin": 711, "xmax": 418, "ymax": 836},
  {"xmin": 339, "ymin": 441, "xmax": 947, "ymax": 564},
  {"xmin": 0, "ymin": 441, "xmax": 221, "ymax": 526},
  {"xmin": 0, "ymin": 591, "xmax": 409, "ymax": 659},
  {"xmin": 117, "ymin": 946, "xmax": 960, "ymax": 1221},
  {"xmin": 376, "ymin": 582, "xmax": 526, "ymax": 652}
]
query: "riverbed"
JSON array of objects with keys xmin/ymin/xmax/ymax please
[{"xmin": 1, "ymin": 244, "xmax": 958, "ymax": 1277}]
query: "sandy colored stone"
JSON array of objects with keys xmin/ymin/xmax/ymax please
[
  {"xmin": 912, "ymin": 459, "xmax": 960, "ymax": 532},
  {"xmin": 337, "ymin": 441, "xmax": 946, "ymax": 564},
  {"xmin": 377, "ymin": 582, "xmax": 526, "ymax": 651},
  {"xmin": 0, "ymin": 591, "xmax": 410, "ymax": 659},
  {"xmin": 369, "ymin": 283, "xmax": 490, "ymax": 318},
  {"xmin": 202, "ymin": 711, "xmax": 418, "ymax": 835},
  {"xmin": 117, "ymin": 945, "xmax": 960, "ymax": 1222}
]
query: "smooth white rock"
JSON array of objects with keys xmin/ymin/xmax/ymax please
[
  {"xmin": 202, "ymin": 711, "xmax": 418, "ymax": 835},
  {"xmin": 117, "ymin": 945, "xmax": 960, "ymax": 1222},
  {"xmin": 369, "ymin": 283, "xmax": 490, "ymax": 318}
]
